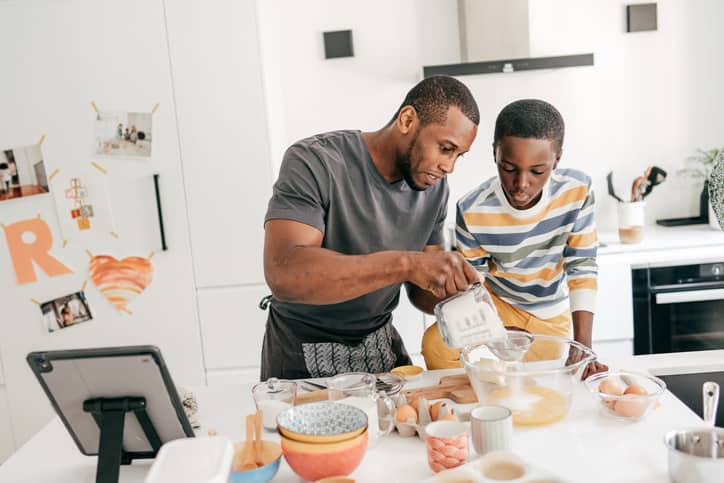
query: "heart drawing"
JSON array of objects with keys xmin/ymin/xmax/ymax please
[{"xmin": 89, "ymin": 255, "xmax": 153, "ymax": 312}]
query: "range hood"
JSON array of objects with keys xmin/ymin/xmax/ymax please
[{"xmin": 423, "ymin": 0, "xmax": 594, "ymax": 77}]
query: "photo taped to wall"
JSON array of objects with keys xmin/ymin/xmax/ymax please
[
  {"xmin": 40, "ymin": 291, "xmax": 93, "ymax": 333},
  {"xmin": 94, "ymin": 111, "xmax": 153, "ymax": 158},
  {"xmin": 0, "ymin": 143, "xmax": 50, "ymax": 202}
]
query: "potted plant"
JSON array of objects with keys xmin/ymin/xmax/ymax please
[{"xmin": 678, "ymin": 147, "xmax": 724, "ymax": 230}]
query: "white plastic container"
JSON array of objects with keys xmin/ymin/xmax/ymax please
[{"xmin": 145, "ymin": 436, "xmax": 234, "ymax": 483}]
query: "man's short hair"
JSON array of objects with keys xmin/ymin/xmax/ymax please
[
  {"xmin": 493, "ymin": 99, "xmax": 565, "ymax": 155},
  {"xmin": 391, "ymin": 76, "xmax": 480, "ymax": 127}
]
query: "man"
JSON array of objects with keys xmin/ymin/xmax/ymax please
[{"xmin": 262, "ymin": 76, "xmax": 480, "ymax": 379}]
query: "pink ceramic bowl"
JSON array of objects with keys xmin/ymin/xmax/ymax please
[{"xmin": 280, "ymin": 429, "xmax": 368, "ymax": 481}]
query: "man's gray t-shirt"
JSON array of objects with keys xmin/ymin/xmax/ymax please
[{"xmin": 264, "ymin": 130, "xmax": 448, "ymax": 351}]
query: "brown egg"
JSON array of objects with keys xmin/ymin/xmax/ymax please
[
  {"xmin": 396, "ymin": 404, "xmax": 418, "ymax": 423},
  {"xmin": 439, "ymin": 413, "xmax": 458, "ymax": 422},
  {"xmin": 410, "ymin": 397, "xmax": 420, "ymax": 412},
  {"xmin": 430, "ymin": 401, "xmax": 448, "ymax": 421},
  {"xmin": 623, "ymin": 384, "xmax": 648, "ymax": 396},
  {"xmin": 598, "ymin": 378, "xmax": 624, "ymax": 396},
  {"xmin": 614, "ymin": 398, "xmax": 649, "ymax": 418}
]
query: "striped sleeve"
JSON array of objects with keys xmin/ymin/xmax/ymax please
[
  {"xmin": 563, "ymin": 186, "xmax": 598, "ymax": 313},
  {"xmin": 455, "ymin": 201, "xmax": 489, "ymax": 272}
]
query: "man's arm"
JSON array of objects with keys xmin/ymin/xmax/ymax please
[
  {"xmin": 264, "ymin": 219, "xmax": 478, "ymax": 305},
  {"xmin": 406, "ymin": 245, "xmax": 448, "ymax": 314}
]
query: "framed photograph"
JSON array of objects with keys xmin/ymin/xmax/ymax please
[
  {"xmin": 0, "ymin": 144, "xmax": 50, "ymax": 202},
  {"xmin": 94, "ymin": 111, "xmax": 152, "ymax": 158},
  {"xmin": 40, "ymin": 291, "xmax": 93, "ymax": 333}
]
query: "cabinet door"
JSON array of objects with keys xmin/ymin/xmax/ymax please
[
  {"xmin": 593, "ymin": 258, "xmax": 634, "ymax": 341},
  {"xmin": 165, "ymin": 0, "xmax": 273, "ymax": 288},
  {"xmin": 197, "ymin": 285, "xmax": 270, "ymax": 371},
  {"xmin": 592, "ymin": 339, "xmax": 634, "ymax": 361},
  {"xmin": 0, "ymin": 387, "xmax": 15, "ymax": 464},
  {"xmin": 392, "ymin": 288, "xmax": 426, "ymax": 360}
]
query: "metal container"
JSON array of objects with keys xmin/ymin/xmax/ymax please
[{"xmin": 665, "ymin": 382, "xmax": 723, "ymax": 483}]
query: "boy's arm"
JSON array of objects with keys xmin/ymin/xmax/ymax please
[{"xmin": 564, "ymin": 187, "xmax": 608, "ymax": 377}]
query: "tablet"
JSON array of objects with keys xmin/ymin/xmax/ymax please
[{"xmin": 27, "ymin": 345, "xmax": 194, "ymax": 458}]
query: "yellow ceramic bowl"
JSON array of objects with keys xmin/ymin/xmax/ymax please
[
  {"xmin": 281, "ymin": 429, "xmax": 368, "ymax": 482},
  {"xmin": 276, "ymin": 401, "xmax": 368, "ymax": 444}
]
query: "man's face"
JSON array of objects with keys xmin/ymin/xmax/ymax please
[
  {"xmin": 495, "ymin": 136, "xmax": 559, "ymax": 210},
  {"xmin": 397, "ymin": 107, "xmax": 477, "ymax": 191}
]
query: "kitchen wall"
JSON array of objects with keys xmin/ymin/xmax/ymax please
[{"xmin": 258, "ymin": 0, "xmax": 724, "ymax": 232}]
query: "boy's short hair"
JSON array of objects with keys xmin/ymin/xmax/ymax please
[{"xmin": 493, "ymin": 99, "xmax": 564, "ymax": 155}]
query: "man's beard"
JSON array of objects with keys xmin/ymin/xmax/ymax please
[{"xmin": 397, "ymin": 132, "xmax": 426, "ymax": 191}]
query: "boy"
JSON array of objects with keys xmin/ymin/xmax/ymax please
[{"xmin": 422, "ymin": 99, "xmax": 607, "ymax": 379}]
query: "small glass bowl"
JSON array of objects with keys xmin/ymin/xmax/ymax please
[{"xmin": 584, "ymin": 370, "xmax": 666, "ymax": 422}]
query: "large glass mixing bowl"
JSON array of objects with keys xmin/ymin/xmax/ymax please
[{"xmin": 460, "ymin": 331, "xmax": 596, "ymax": 427}]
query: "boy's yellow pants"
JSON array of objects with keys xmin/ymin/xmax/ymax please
[{"xmin": 421, "ymin": 287, "xmax": 571, "ymax": 369}]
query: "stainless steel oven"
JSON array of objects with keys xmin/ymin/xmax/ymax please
[{"xmin": 633, "ymin": 261, "xmax": 724, "ymax": 354}]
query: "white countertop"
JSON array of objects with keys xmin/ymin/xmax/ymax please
[
  {"xmin": 598, "ymin": 224, "xmax": 724, "ymax": 267},
  {"xmin": 1, "ymin": 350, "xmax": 722, "ymax": 483}
]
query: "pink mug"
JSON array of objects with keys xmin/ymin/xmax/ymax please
[{"xmin": 424, "ymin": 421, "xmax": 469, "ymax": 473}]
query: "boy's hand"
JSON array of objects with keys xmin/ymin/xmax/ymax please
[{"xmin": 582, "ymin": 360, "xmax": 609, "ymax": 380}]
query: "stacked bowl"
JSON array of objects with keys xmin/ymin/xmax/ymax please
[{"xmin": 276, "ymin": 401, "xmax": 369, "ymax": 481}]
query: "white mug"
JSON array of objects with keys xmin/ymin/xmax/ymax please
[{"xmin": 471, "ymin": 405, "xmax": 512, "ymax": 455}]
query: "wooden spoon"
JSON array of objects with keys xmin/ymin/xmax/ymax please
[
  {"xmin": 254, "ymin": 410, "xmax": 264, "ymax": 467},
  {"xmin": 239, "ymin": 414, "xmax": 257, "ymax": 470}
]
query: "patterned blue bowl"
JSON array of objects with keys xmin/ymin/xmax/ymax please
[{"xmin": 276, "ymin": 401, "xmax": 368, "ymax": 443}]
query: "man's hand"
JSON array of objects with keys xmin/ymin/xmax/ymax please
[{"xmin": 407, "ymin": 251, "xmax": 479, "ymax": 299}]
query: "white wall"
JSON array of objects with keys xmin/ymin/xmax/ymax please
[
  {"xmin": 258, "ymin": 0, "xmax": 724, "ymax": 232},
  {"xmin": 0, "ymin": 0, "xmax": 206, "ymax": 450}
]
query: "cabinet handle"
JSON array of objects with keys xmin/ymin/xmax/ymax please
[
  {"xmin": 655, "ymin": 288, "xmax": 724, "ymax": 305},
  {"xmin": 153, "ymin": 174, "xmax": 167, "ymax": 251}
]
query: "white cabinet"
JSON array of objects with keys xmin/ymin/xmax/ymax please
[
  {"xmin": 164, "ymin": 0, "xmax": 274, "ymax": 288},
  {"xmin": 197, "ymin": 285, "xmax": 270, "ymax": 372},
  {"xmin": 392, "ymin": 288, "xmax": 426, "ymax": 364},
  {"xmin": 593, "ymin": 257, "xmax": 634, "ymax": 342},
  {"xmin": 0, "ymin": 387, "xmax": 14, "ymax": 464}
]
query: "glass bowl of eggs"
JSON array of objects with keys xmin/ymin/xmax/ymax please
[{"xmin": 584, "ymin": 370, "xmax": 666, "ymax": 421}]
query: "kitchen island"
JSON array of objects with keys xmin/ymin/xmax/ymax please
[{"xmin": 1, "ymin": 350, "xmax": 721, "ymax": 483}]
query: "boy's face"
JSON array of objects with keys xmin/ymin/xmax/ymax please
[{"xmin": 495, "ymin": 136, "xmax": 560, "ymax": 210}]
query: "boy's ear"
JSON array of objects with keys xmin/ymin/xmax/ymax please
[{"xmin": 553, "ymin": 150, "xmax": 562, "ymax": 169}]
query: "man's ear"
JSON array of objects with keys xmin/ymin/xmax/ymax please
[{"xmin": 397, "ymin": 106, "xmax": 417, "ymax": 135}]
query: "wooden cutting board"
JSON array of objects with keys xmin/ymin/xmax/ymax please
[{"xmin": 402, "ymin": 374, "xmax": 478, "ymax": 404}]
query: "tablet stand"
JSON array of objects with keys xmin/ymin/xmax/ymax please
[{"xmin": 83, "ymin": 397, "xmax": 162, "ymax": 483}]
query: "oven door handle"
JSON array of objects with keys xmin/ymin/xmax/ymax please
[{"xmin": 655, "ymin": 288, "xmax": 724, "ymax": 305}]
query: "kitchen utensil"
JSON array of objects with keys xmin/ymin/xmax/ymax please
[
  {"xmin": 665, "ymin": 382, "xmax": 724, "ymax": 483},
  {"xmin": 585, "ymin": 370, "xmax": 666, "ymax": 421},
  {"xmin": 229, "ymin": 440, "xmax": 282, "ymax": 483},
  {"xmin": 461, "ymin": 331, "xmax": 596, "ymax": 427},
  {"xmin": 391, "ymin": 365, "xmax": 424, "ymax": 381},
  {"xmin": 425, "ymin": 421, "xmax": 469, "ymax": 473},
  {"xmin": 296, "ymin": 389, "xmax": 329, "ymax": 404},
  {"xmin": 239, "ymin": 415, "xmax": 257, "ymax": 470},
  {"xmin": 253, "ymin": 411, "xmax": 263, "ymax": 467},
  {"xmin": 276, "ymin": 401, "xmax": 367, "ymax": 444},
  {"xmin": 643, "ymin": 165, "xmax": 667, "ymax": 198},
  {"xmin": 252, "ymin": 378, "xmax": 296, "ymax": 430},
  {"xmin": 403, "ymin": 374, "xmax": 477, "ymax": 404},
  {"xmin": 434, "ymin": 282, "xmax": 508, "ymax": 349},
  {"xmin": 327, "ymin": 372, "xmax": 396, "ymax": 445},
  {"xmin": 470, "ymin": 405, "xmax": 512, "ymax": 456},
  {"xmin": 607, "ymin": 171, "xmax": 625, "ymax": 202}
]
